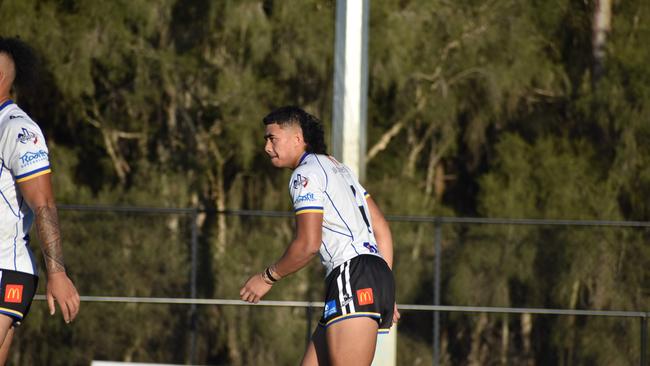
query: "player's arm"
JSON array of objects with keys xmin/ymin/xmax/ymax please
[
  {"xmin": 367, "ymin": 196, "xmax": 393, "ymax": 269},
  {"xmin": 239, "ymin": 213, "xmax": 322, "ymax": 304},
  {"xmin": 271, "ymin": 212, "xmax": 322, "ymax": 277},
  {"xmin": 19, "ymin": 174, "xmax": 63, "ymax": 273},
  {"xmin": 18, "ymin": 174, "xmax": 80, "ymax": 323},
  {"xmin": 367, "ymin": 196, "xmax": 401, "ymax": 323}
]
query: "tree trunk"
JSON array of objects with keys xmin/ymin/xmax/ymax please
[
  {"xmin": 468, "ymin": 313, "xmax": 489, "ymax": 366},
  {"xmin": 521, "ymin": 313, "xmax": 534, "ymax": 366},
  {"xmin": 592, "ymin": 0, "xmax": 612, "ymax": 84},
  {"xmin": 565, "ymin": 280, "xmax": 581, "ymax": 366}
]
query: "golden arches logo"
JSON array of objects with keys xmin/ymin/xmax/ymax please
[
  {"xmin": 4, "ymin": 284, "xmax": 23, "ymax": 303},
  {"xmin": 356, "ymin": 288, "xmax": 374, "ymax": 306}
]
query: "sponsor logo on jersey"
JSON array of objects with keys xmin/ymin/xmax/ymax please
[
  {"xmin": 356, "ymin": 288, "xmax": 374, "ymax": 306},
  {"xmin": 363, "ymin": 242, "xmax": 378, "ymax": 254},
  {"xmin": 4, "ymin": 284, "xmax": 23, "ymax": 303},
  {"xmin": 294, "ymin": 192, "xmax": 316, "ymax": 204},
  {"xmin": 17, "ymin": 128, "xmax": 38, "ymax": 144},
  {"xmin": 324, "ymin": 300, "xmax": 337, "ymax": 318},
  {"xmin": 9, "ymin": 115, "xmax": 24, "ymax": 120},
  {"xmin": 292, "ymin": 174, "xmax": 309, "ymax": 189},
  {"xmin": 19, "ymin": 150, "xmax": 48, "ymax": 168}
]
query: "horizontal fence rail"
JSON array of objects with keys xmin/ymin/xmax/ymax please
[
  {"xmin": 58, "ymin": 204, "xmax": 650, "ymax": 227},
  {"xmin": 55, "ymin": 204, "xmax": 650, "ymax": 365},
  {"xmin": 33, "ymin": 295, "xmax": 649, "ymax": 318}
]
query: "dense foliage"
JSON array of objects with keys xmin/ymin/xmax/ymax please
[{"xmin": 0, "ymin": 0, "xmax": 648, "ymax": 364}]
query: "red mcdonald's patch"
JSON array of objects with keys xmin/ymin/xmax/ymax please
[
  {"xmin": 356, "ymin": 288, "xmax": 374, "ymax": 306},
  {"xmin": 4, "ymin": 284, "xmax": 23, "ymax": 303}
]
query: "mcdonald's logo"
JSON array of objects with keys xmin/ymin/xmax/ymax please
[
  {"xmin": 4, "ymin": 284, "xmax": 23, "ymax": 303},
  {"xmin": 356, "ymin": 288, "xmax": 374, "ymax": 306}
]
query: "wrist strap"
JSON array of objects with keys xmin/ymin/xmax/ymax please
[{"xmin": 265, "ymin": 267, "xmax": 278, "ymax": 282}]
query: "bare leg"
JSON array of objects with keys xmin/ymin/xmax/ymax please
[
  {"xmin": 326, "ymin": 317, "xmax": 378, "ymax": 366},
  {"xmin": 301, "ymin": 326, "xmax": 329, "ymax": 366},
  {"xmin": 0, "ymin": 315, "xmax": 15, "ymax": 366}
]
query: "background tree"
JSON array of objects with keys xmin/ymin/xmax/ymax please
[{"xmin": 0, "ymin": 0, "xmax": 647, "ymax": 364}]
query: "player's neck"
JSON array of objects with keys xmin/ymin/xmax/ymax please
[
  {"xmin": 0, "ymin": 95, "xmax": 11, "ymax": 107},
  {"xmin": 292, "ymin": 151, "xmax": 309, "ymax": 169}
]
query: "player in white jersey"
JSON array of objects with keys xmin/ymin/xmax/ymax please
[
  {"xmin": 240, "ymin": 106, "xmax": 399, "ymax": 365},
  {"xmin": 0, "ymin": 37, "xmax": 79, "ymax": 364}
]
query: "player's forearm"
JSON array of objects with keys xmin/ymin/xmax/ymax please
[
  {"xmin": 35, "ymin": 205, "xmax": 66, "ymax": 274},
  {"xmin": 273, "ymin": 239, "xmax": 319, "ymax": 278}
]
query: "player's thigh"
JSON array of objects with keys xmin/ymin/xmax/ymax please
[
  {"xmin": 0, "ymin": 316, "xmax": 14, "ymax": 366},
  {"xmin": 301, "ymin": 326, "xmax": 329, "ymax": 366},
  {"xmin": 326, "ymin": 316, "xmax": 378, "ymax": 366},
  {"xmin": 0, "ymin": 316, "xmax": 11, "ymax": 344}
]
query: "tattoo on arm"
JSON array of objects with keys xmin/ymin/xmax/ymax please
[{"xmin": 35, "ymin": 206, "xmax": 66, "ymax": 273}]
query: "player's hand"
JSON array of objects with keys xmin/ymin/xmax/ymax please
[
  {"xmin": 46, "ymin": 271, "xmax": 80, "ymax": 323},
  {"xmin": 393, "ymin": 302, "xmax": 401, "ymax": 324},
  {"xmin": 239, "ymin": 273, "xmax": 273, "ymax": 304}
]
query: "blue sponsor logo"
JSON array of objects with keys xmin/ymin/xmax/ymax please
[
  {"xmin": 324, "ymin": 300, "xmax": 337, "ymax": 318},
  {"xmin": 294, "ymin": 192, "xmax": 315, "ymax": 204},
  {"xmin": 363, "ymin": 242, "xmax": 378, "ymax": 254},
  {"xmin": 19, "ymin": 150, "xmax": 48, "ymax": 167},
  {"xmin": 17, "ymin": 128, "xmax": 38, "ymax": 144}
]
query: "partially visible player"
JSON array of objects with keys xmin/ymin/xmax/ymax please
[
  {"xmin": 240, "ymin": 106, "xmax": 399, "ymax": 365},
  {"xmin": 0, "ymin": 37, "xmax": 80, "ymax": 365}
]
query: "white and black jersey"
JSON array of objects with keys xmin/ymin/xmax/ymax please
[
  {"xmin": 288, "ymin": 152, "xmax": 395, "ymax": 332},
  {"xmin": 289, "ymin": 153, "xmax": 382, "ymax": 277},
  {"xmin": 0, "ymin": 100, "xmax": 51, "ymax": 275}
]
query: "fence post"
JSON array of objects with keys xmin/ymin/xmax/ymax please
[
  {"xmin": 189, "ymin": 209, "xmax": 199, "ymax": 365},
  {"xmin": 433, "ymin": 219, "xmax": 442, "ymax": 366},
  {"xmin": 306, "ymin": 305, "xmax": 313, "ymax": 350},
  {"xmin": 642, "ymin": 315, "xmax": 648, "ymax": 366}
]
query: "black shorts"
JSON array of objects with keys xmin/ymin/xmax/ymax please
[
  {"xmin": 319, "ymin": 255, "xmax": 395, "ymax": 334},
  {"xmin": 0, "ymin": 269, "xmax": 38, "ymax": 326}
]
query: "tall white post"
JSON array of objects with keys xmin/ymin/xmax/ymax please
[
  {"xmin": 333, "ymin": 2, "xmax": 396, "ymax": 366},
  {"xmin": 332, "ymin": 0, "xmax": 369, "ymax": 181}
]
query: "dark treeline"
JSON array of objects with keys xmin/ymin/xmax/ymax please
[{"xmin": 1, "ymin": 0, "xmax": 649, "ymax": 365}]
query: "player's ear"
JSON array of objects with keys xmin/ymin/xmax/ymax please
[{"xmin": 293, "ymin": 127, "xmax": 305, "ymax": 145}]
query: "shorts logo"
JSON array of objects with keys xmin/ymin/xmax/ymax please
[
  {"xmin": 324, "ymin": 300, "xmax": 337, "ymax": 318},
  {"xmin": 4, "ymin": 284, "xmax": 23, "ymax": 303},
  {"xmin": 341, "ymin": 294, "xmax": 353, "ymax": 307},
  {"xmin": 356, "ymin": 288, "xmax": 374, "ymax": 306}
]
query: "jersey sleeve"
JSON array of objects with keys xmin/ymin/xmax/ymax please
[
  {"xmin": 289, "ymin": 166, "xmax": 325, "ymax": 215},
  {"xmin": 0, "ymin": 117, "xmax": 51, "ymax": 183},
  {"xmin": 361, "ymin": 184, "xmax": 370, "ymax": 200}
]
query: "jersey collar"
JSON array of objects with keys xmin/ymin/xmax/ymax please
[
  {"xmin": 296, "ymin": 152, "xmax": 310, "ymax": 167},
  {"xmin": 0, "ymin": 99, "xmax": 14, "ymax": 112}
]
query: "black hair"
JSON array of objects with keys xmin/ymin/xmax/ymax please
[
  {"xmin": 263, "ymin": 106, "xmax": 327, "ymax": 154},
  {"xmin": 0, "ymin": 37, "xmax": 38, "ymax": 92}
]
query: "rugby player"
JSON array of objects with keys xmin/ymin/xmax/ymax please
[
  {"xmin": 240, "ymin": 106, "xmax": 399, "ymax": 365},
  {"xmin": 0, "ymin": 37, "xmax": 80, "ymax": 364}
]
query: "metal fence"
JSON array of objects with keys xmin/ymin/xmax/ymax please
[{"xmin": 52, "ymin": 204, "xmax": 649, "ymax": 366}]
